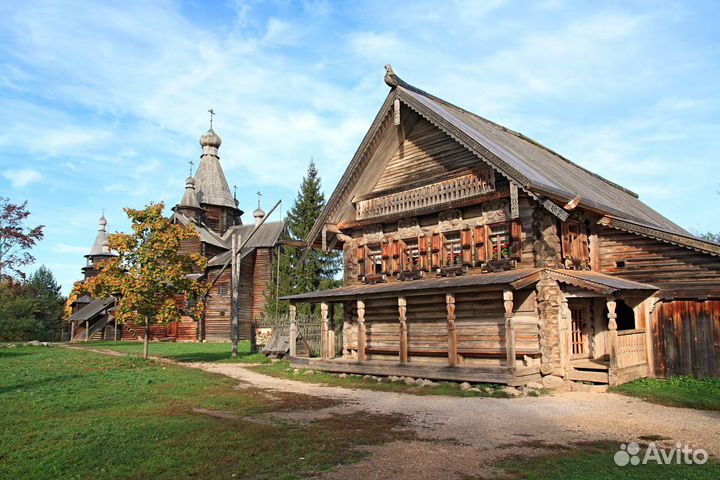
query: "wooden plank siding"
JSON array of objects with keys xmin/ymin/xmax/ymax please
[
  {"xmin": 373, "ymin": 116, "xmax": 485, "ymax": 192},
  {"xmin": 251, "ymin": 248, "xmax": 273, "ymax": 322},
  {"xmin": 653, "ymin": 300, "xmax": 720, "ymax": 378}
]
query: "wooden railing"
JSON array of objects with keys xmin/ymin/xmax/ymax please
[
  {"xmin": 615, "ymin": 329, "xmax": 647, "ymax": 368},
  {"xmin": 355, "ymin": 170, "xmax": 495, "ymax": 220}
]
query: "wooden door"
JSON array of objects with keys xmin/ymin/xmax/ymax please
[{"xmin": 569, "ymin": 306, "xmax": 590, "ymax": 358}]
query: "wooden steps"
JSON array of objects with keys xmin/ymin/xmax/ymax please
[{"xmin": 566, "ymin": 369, "xmax": 609, "ymax": 384}]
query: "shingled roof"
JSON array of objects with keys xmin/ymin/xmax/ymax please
[
  {"xmin": 207, "ymin": 221, "xmax": 285, "ymax": 267},
  {"xmin": 306, "ymin": 67, "xmax": 719, "ymax": 256}
]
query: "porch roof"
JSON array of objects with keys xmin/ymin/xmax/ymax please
[
  {"xmin": 282, "ymin": 269, "xmax": 543, "ymax": 302},
  {"xmin": 546, "ymin": 269, "xmax": 657, "ymax": 295},
  {"xmin": 67, "ymin": 297, "xmax": 115, "ymax": 322},
  {"xmin": 281, "ymin": 268, "xmax": 658, "ymax": 302}
]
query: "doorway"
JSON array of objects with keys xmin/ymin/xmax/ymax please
[{"xmin": 569, "ymin": 305, "xmax": 591, "ymax": 358}]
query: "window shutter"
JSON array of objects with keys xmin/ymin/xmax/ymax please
[
  {"xmin": 419, "ymin": 236, "xmax": 430, "ymax": 271},
  {"xmin": 431, "ymin": 233, "xmax": 441, "ymax": 252},
  {"xmin": 392, "ymin": 239, "xmax": 401, "ymax": 258},
  {"xmin": 356, "ymin": 245, "xmax": 365, "ymax": 263},
  {"xmin": 392, "ymin": 240, "xmax": 401, "ymax": 273},
  {"xmin": 580, "ymin": 231, "xmax": 590, "ymax": 261},
  {"xmin": 357, "ymin": 256, "xmax": 366, "ymax": 278},
  {"xmin": 461, "ymin": 228, "xmax": 472, "ymax": 248},
  {"xmin": 418, "ymin": 236, "xmax": 428, "ymax": 254},
  {"xmin": 561, "ymin": 221, "xmax": 571, "ymax": 258},
  {"xmin": 381, "ymin": 241, "xmax": 391, "ymax": 259},
  {"xmin": 510, "ymin": 220, "xmax": 522, "ymax": 259},
  {"xmin": 475, "ymin": 225, "xmax": 487, "ymax": 264}
]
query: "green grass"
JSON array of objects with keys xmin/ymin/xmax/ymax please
[
  {"xmin": 0, "ymin": 346, "xmax": 410, "ymax": 479},
  {"xmin": 251, "ymin": 361, "xmax": 534, "ymax": 398},
  {"xmin": 494, "ymin": 441, "xmax": 719, "ymax": 479},
  {"xmin": 612, "ymin": 376, "xmax": 720, "ymax": 411},
  {"xmin": 74, "ymin": 339, "xmax": 269, "ymax": 364}
]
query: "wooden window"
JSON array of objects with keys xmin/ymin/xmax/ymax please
[
  {"xmin": 442, "ymin": 231, "xmax": 463, "ymax": 266},
  {"xmin": 488, "ymin": 222, "xmax": 511, "ymax": 260},
  {"xmin": 562, "ymin": 220, "xmax": 589, "ymax": 268},
  {"xmin": 218, "ymin": 284, "xmax": 228, "ymax": 296},
  {"xmin": 367, "ymin": 244, "xmax": 383, "ymax": 275},
  {"xmin": 400, "ymin": 238, "xmax": 421, "ymax": 272}
]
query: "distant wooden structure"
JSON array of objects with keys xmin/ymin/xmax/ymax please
[
  {"xmin": 69, "ymin": 125, "xmax": 285, "ymax": 343},
  {"xmin": 282, "ymin": 66, "xmax": 720, "ymax": 385}
]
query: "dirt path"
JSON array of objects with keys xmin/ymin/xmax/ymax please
[{"xmin": 190, "ymin": 362, "xmax": 719, "ymax": 479}]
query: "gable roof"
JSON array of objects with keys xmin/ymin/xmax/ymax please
[
  {"xmin": 207, "ymin": 221, "xmax": 286, "ymax": 267},
  {"xmin": 67, "ymin": 297, "xmax": 115, "ymax": 322},
  {"xmin": 308, "ymin": 67, "xmax": 703, "ymax": 253}
]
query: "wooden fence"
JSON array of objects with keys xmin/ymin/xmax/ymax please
[
  {"xmin": 653, "ymin": 300, "xmax": 720, "ymax": 378},
  {"xmin": 259, "ymin": 313, "xmax": 343, "ymax": 357},
  {"xmin": 615, "ymin": 329, "xmax": 647, "ymax": 368}
]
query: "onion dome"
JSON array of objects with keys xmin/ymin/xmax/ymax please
[
  {"xmin": 253, "ymin": 207, "xmax": 266, "ymax": 226},
  {"xmin": 199, "ymin": 128, "xmax": 222, "ymax": 148}
]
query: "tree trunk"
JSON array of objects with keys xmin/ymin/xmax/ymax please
[{"xmin": 143, "ymin": 317, "xmax": 150, "ymax": 359}]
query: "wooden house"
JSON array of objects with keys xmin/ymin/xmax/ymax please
[
  {"xmin": 283, "ymin": 66, "xmax": 720, "ymax": 386},
  {"xmin": 69, "ymin": 126, "xmax": 284, "ymax": 343}
]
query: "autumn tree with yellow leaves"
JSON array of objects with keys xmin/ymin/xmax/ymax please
[{"xmin": 70, "ymin": 203, "xmax": 207, "ymax": 358}]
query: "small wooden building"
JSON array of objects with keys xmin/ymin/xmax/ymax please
[{"xmin": 283, "ymin": 66, "xmax": 720, "ymax": 386}]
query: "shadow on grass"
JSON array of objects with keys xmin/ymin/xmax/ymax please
[
  {"xmin": 0, "ymin": 350, "xmax": 33, "ymax": 359},
  {"xmin": 0, "ymin": 373, "xmax": 84, "ymax": 394}
]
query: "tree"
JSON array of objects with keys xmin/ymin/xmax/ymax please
[
  {"xmin": 28, "ymin": 266, "xmax": 65, "ymax": 341},
  {"xmin": 0, "ymin": 197, "xmax": 44, "ymax": 279},
  {"xmin": 0, "ymin": 279, "xmax": 44, "ymax": 341},
  {"xmin": 265, "ymin": 161, "xmax": 341, "ymax": 316},
  {"xmin": 74, "ymin": 203, "xmax": 207, "ymax": 358},
  {"xmin": 699, "ymin": 232, "xmax": 720, "ymax": 243}
]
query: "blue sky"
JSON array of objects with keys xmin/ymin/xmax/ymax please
[{"xmin": 1, "ymin": 0, "xmax": 719, "ymax": 293}]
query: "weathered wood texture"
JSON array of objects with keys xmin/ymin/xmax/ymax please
[
  {"xmin": 373, "ymin": 116, "xmax": 486, "ymax": 192},
  {"xmin": 251, "ymin": 248, "xmax": 272, "ymax": 322},
  {"xmin": 597, "ymin": 226, "xmax": 720, "ymax": 297},
  {"xmin": 652, "ymin": 300, "xmax": 720, "ymax": 378}
]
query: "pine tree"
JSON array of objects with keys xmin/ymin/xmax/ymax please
[
  {"xmin": 28, "ymin": 266, "xmax": 65, "ymax": 341},
  {"xmin": 265, "ymin": 161, "xmax": 341, "ymax": 317}
]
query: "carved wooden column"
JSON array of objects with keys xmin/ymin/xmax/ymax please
[
  {"xmin": 606, "ymin": 296, "xmax": 618, "ymax": 369},
  {"xmin": 503, "ymin": 289, "xmax": 515, "ymax": 371},
  {"xmin": 446, "ymin": 293, "xmax": 458, "ymax": 366},
  {"xmin": 398, "ymin": 296, "xmax": 408, "ymax": 364},
  {"xmin": 328, "ymin": 303, "xmax": 336, "ymax": 359},
  {"xmin": 357, "ymin": 299, "xmax": 366, "ymax": 362},
  {"xmin": 289, "ymin": 303, "xmax": 297, "ymax": 358},
  {"xmin": 320, "ymin": 302, "xmax": 329, "ymax": 360},
  {"xmin": 559, "ymin": 293, "xmax": 570, "ymax": 373}
]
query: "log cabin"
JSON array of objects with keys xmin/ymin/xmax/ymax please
[
  {"xmin": 283, "ymin": 66, "xmax": 720, "ymax": 386},
  {"xmin": 68, "ymin": 125, "xmax": 284, "ymax": 343}
]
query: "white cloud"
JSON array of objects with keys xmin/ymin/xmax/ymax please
[
  {"xmin": 53, "ymin": 243, "xmax": 88, "ymax": 255},
  {"xmin": 3, "ymin": 168, "xmax": 41, "ymax": 187}
]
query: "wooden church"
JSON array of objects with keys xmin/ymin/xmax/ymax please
[
  {"xmin": 68, "ymin": 124, "xmax": 284, "ymax": 342},
  {"xmin": 283, "ymin": 66, "xmax": 720, "ymax": 386}
]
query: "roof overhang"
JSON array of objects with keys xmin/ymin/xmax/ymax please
[{"xmin": 545, "ymin": 269, "xmax": 657, "ymax": 296}]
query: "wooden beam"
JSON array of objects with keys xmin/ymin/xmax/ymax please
[
  {"xmin": 398, "ymin": 296, "xmax": 408, "ymax": 364},
  {"xmin": 320, "ymin": 302, "xmax": 329, "ymax": 360},
  {"xmin": 85, "ymin": 320, "xmax": 89, "ymax": 342},
  {"xmin": 510, "ymin": 182, "xmax": 519, "ymax": 219},
  {"xmin": 230, "ymin": 234, "xmax": 240, "ymax": 357},
  {"xmin": 328, "ymin": 303, "xmax": 336, "ymax": 359},
  {"xmin": 289, "ymin": 304, "xmax": 297, "ymax": 358},
  {"xmin": 606, "ymin": 296, "xmax": 618, "ymax": 370},
  {"xmin": 559, "ymin": 293, "xmax": 570, "ymax": 374},
  {"xmin": 393, "ymin": 98, "xmax": 401, "ymax": 126},
  {"xmin": 357, "ymin": 300, "xmax": 366, "ymax": 362},
  {"xmin": 446, "ymin": 293, "xmax": 458, "ymax": 367},
  {"xmin": 503, "ymin": 289, "xmax": 515, "ymax": 371}
]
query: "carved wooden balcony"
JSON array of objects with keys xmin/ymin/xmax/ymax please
[{"xmin": 354, "ymin": 169, "xmax": 496, "ymax": 221}]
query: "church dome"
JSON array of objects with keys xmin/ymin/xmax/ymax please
[{"xmin": 199, "ymin": 128, "xmax": 222, "ymax": 148}]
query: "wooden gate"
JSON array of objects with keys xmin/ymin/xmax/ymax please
[{"xmin": 653, "ymin": 300, "xmax": 720, "ymax": 378}]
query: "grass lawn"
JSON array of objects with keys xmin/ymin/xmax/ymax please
[
  {"xmin": 612, "ymin": 376, "xmax": 720, "ymax": 411},
  {"xmin": 251, "ymin": 361, "xmax": 533, "ymax": 398},
  {"xmin": 73, "ymin": 339, "xmax": 269, "ymax": 364},
  {"xmin": 494, "ymin": 441, "xmax": 719, "ymax": 479},
  {"xmin": 0, "ymin": 345, "xmax": 410, "ymax": 479}
]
